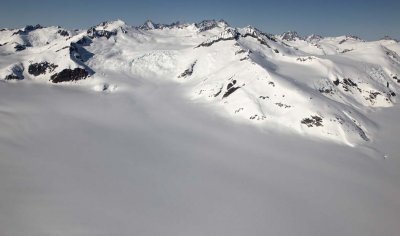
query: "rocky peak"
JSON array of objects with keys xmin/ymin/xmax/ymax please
[
  {"xmin": 140, "ymin": 20, "xmax": 156, "ymax": 30},
  {"xmin": 195, "ymin": 19, "xmax": 229, "ymax": 32},
  {"xmin": 12, "ymin": 24, "xmax": 44, "ymax": 36},
  {"xmin": 280, "ymin": 31, "xmax": 303, "ymax": 41},
  {"xmin": 95, "ymin": 19, "xmax": 127, "ymax": 31}
]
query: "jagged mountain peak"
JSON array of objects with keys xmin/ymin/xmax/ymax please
[
  {"xmin": 140, "ymin": 19, "xmax": 157, "ymax": 30},
  {"xmin": 280, "ymin": 30, "xmax": 304, "ymax": 41},
  {"xmin": 138, "ymin": 19, "xmax": 229, "ymax": 32},
  {"xmin": 195, "ymin": 19, "xmax": 229, "ymax": 32},
  {"xmin": 138, "ymin": 20, "xmax": 185, "ymax": 30}
]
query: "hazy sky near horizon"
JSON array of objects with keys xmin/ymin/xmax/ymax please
[{"xmin": 0, "ymin": 0, "xmax": 399, "ymax": 40}]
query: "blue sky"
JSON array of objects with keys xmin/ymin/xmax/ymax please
[{"xmin": 1, "ymin": 0, "xmax": 399, "ymax": 40}]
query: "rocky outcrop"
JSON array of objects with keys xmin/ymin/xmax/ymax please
[
  {"xmin": 28, "ymin": 62, "xmax": 58, "ymax": 76},
  {"xmin": 222, "ymin": 80, "xmax": 240, "ymax": 98},
  {"xmin": 196, "ymin": 28, "xmax": 240, "ymax": 48},
  {"xmin": 14, "ymin": 44, "xmax": 27, "ymax": 51},
  {"xmin": 57, "ymin": 29, "xmax": 69, "ymax": 37},
  {"xmin": 69, "ymin": 42, "xmax": 94, "ymax": 62},
  {"xmin": 139, "ymin": 20, "xmax": 183, "ymax": 30},
  {"xmin": 195, "ymin": 20, "xmax": 229, "ymax": 32},
  {"xmin": 3, "ymin": 64, "xmax": 24, "ymax": 81},
  {"xmin": 281, "ymin": 31, "xmax": 303, "ymax": 41},
  {"xmin": 50, "ymin": 68, "xmax": 88, "ymax": 83},
  {"xmin": 4, "ymin": 74, "xmax": 22, "ymax": 80},
  {"xmin": 240, "ymin": 27, "xmax": 271, "ymax": 48},
  {"xmin": 87, "ymin": 27, "xmax": 118, "ymax": 39},
  {"xmin": 12, "ymin": 24, "xmax": 43, "ymax": 36},
  {"xmin": 178, "ymin": 61, "xmax": 197, "ymax": 78},
  {"xmin": 301, "ymin": 115, "xmax": 323, "ymax": 127}
]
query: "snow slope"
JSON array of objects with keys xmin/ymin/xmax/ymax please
[{"xmin": 1, "ymin": 20, "xmax": 400, "ymax": 236}]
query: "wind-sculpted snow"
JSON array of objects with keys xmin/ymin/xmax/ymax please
[{"xmin": 0, "ymin": 19, "xmax": 399, "ymax": 145}]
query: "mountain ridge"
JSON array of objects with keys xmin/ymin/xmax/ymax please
[{"xmin": 1, "ymin": 19, "xmax": 399, "ymax": 145}]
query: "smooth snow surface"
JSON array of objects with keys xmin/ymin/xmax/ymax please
[{"xmin": 1, "ymin": 20, "xmax": 400, "ymax": 236}]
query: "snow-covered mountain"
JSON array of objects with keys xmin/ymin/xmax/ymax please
[
  {"xmin": 1, "ymin": 19, "xmax": 399, "ymax": 145},
  {"xmin": 2, "ymin": 19, "xmax": 400, "ymax": 236}
]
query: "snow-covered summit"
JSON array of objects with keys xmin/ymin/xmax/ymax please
[
  {"xmin": 306, "ymin": 34, "xmax": 323, "ymax": 42},
  {"xmin": 94, "ymin": 19, "xmax": 128, "ymax": 31}
]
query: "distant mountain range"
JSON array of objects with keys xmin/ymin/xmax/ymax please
[{"xmin": 1, "ymin": 19, "xmax": 399, "ymax": 145}]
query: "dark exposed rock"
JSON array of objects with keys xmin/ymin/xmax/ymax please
[
  {"xmin": 235, "ymin": 49, "xmax": 247, "ymax": 55},
  {"xmin": 223, "ymin": 80, "xmax": 240, "ymax": 98},
  {"xmin": 14, "ymin": 44, "xmax": 26, "ymax": 51},
  {"xmin": 55, "ymin": 46, "xmax": 69, "ymax": 52},
  {"xmin": 4, "ymin": 63, "xmax": 24, "ymax": 81},
  {"xmin": 343, "ymin": 78, "xmax": 357, "ymax": 87},
  {"xmin": 57, "ymin": 29, "xmax": 69, "ymax": 37},
  {"xmin": 301, "ymin": 115, "xmax": 323, "ymax": 127},
  {"xmin": 139, "ymin": 20, "xmax": 181, "ymax": 30},
  {"xmin": 227, "ymin": 80, "xmax": 237, "ymax": 90},
  {"xmin": 196, "ymin": 29, "xmax": 240, "ymax": 48},
  {"xmin": 241, "ymin": 31, "xmax": 271, "ymax": 48},
  {"xmin": 69, "ymin": 42, "xmax": 94, "ymax": 62},
  {"xmin": 75, "ymin": 36, "xmax": 92, "ymax": 46},
  {"xmin": 178, "ymin": 61, "xmax": 197, "ymax": 78},
  {"xmin": 333, "ymin": 78, "xmax": 340, "ymax": 86},
  {"xmin": 250, "ymin": 114, "xmax": 266, "ymax": 120},
  {"xmin": 87, "ymin": 27, "xmax": 117, "ymax": 39},
  {"xmin": 369, "ymin": 91, "xmax": 381, "ymax": 100},
  {"xmin": 340, "ymin": 49, "xmax": 353, "ymax": 53},
  {"xmin": 281, "ymin": 31, "xmax": 303, "ymax": 41},
  {"xmin": 275, "ymin": 102, "xmax": 291, "ymax": 108},
  {"xmin": 4, "ymin": 74, "xmax": 22, "ymax": 80},
  {"xmin": 28, "ymin": 62, "xmax": 58, "ymax": 76},
  {"xmin": 50, "ymin": 68, "xmax": 88, "ymax": 83},
  {"xmin": 319, "ymin": 88, "xmax": 333, "ymax": 94},
  {"xmin": 25, "ymin": 24, "xmax": 43, "ymax": 31},
  {"xmin": 342, "ymin": 78, "xmax": 360, "ymax": 92},
  {"xmin": 12, "ymin": 24, "xmax": 43, "ymax": 36},
  {"xmin": 306, "ymin": 34, "xmax": 323, "ymax": 42},
  {"xmin": 214, "ymin": 87, "xmax": 223, "ymax": 97},
  {"xmin": 261, "ymin": 32, "xmax": 277, "ymax": 42},
  {"xmin": 195, "ymin": 19, "xmax": 229, "ymax": 32}
]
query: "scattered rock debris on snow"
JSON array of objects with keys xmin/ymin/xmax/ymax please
[{"xmin": 301, "ymin": 116, "xmax": 323, "ymax": 127}]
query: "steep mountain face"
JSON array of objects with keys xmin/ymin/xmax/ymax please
[{"xmin": 1, "ymin": 19, "xmax": 399, "ymax": 145}]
